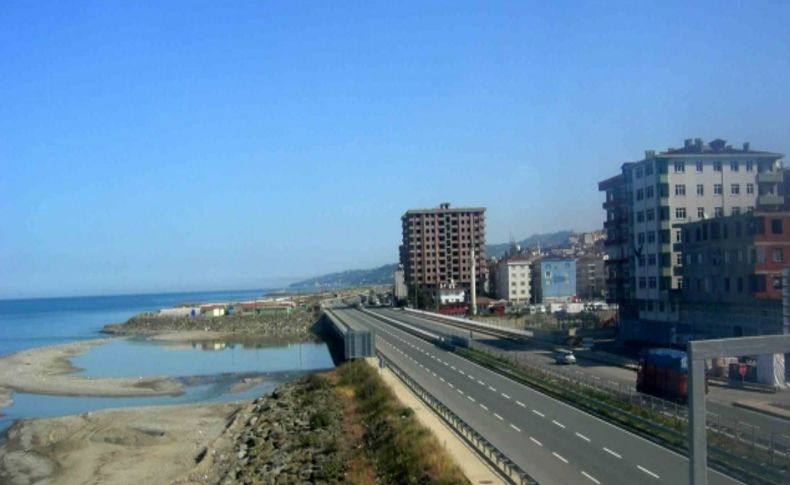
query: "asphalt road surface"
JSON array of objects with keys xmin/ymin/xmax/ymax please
[
  {"xmin": 371, "ymin": 307, "xmax": 790, "ymax": 440},
  {"xmin": 334, "ymin": 307, "xmax": 742, "ymax": 485}
]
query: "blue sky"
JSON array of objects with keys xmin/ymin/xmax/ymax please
[{"xmin": 1, "ymin": 1, "xmax": 788, "ymax": 298}]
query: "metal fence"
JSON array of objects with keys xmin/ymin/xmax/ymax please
[
  {"xmin": 466, "ymin": 340, "xmax": 790, "ymax": 484},
  {"xmin": 379, "ymin": 352, "xmax": 538, "ymax": 485}
]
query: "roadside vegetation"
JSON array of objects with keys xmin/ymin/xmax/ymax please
[
  {"xmin": 224, "ymin": 361, "xmax": 467, "ymax": 484},
  {"xmin": 337, "ymin": 360, "xmax": 469, "ymax": 485}
]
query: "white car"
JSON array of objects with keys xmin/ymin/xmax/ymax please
[{"xmin": 554, "ymin": 350, "xmax": 576, "ymax": 365}]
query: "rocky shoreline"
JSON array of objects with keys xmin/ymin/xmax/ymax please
[{"xmin": 102, "ymin": 310, "xmax": 320, "ymax": 342}]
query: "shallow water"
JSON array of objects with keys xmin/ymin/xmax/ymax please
[{"xmin": 0, "ymin": 338, "xmax": 334, "ymax": 436}]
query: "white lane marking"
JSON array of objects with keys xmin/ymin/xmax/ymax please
[
  {"xmin": 603, "ymin": 447, "xmax": 621, "ymax": 459},
  {"xmin": 501, "ymin": 393, "xmax": 511, "ymax": 399},
  {"xmin": 488, "ymin": 386, "xmax": 497, "ymax": 392},
  {"xmin": 457, "ymin": 389, "xmax": 464, "ymax": 395},
  {"xmin": 459, "ymin": 370, "xmax": 465, "ymax": 375},
  {"xmin": 552, "ymin": 452, "xmax": 568, "ymax": 464},
  {"xmin": 451, "ymin": 366, "xmax": 456, "ymax": 370},
  {"xmin": 443, "ymin": 362, "xmax": 449, "ymax": 366},
  {"xmin": 516, "ymin": 400, "xmax": 526, "ymax": 407},
  {"xmin": 532, "ymin": 409, "xmax": 545, "ymax": 418},
  {"xmin": 530, "ymin": 437, "xmax": 542, "ymax": 446},
  {"xmin": 448, "ymin": 383, "xmax": 454, "ymax": 389},
  {"xmin": 467, "ymin": 395, "xmax": 476, "ymax": 403},
  {"xmin": 637, "ymin": 465, "xmax": 659, "ymax": 479},
  {"xmin": 439, "ymin": 377, "xmax": 445, "ymax": 382},
  {"xmin": 575, "ymin": 432, "xmax": 591, "ymax": 442},
  {"xmin": 477, "ymin": 380, "xmax": 485, "ymax": 385},
  {"xmin": 582, "ymin": 471, "xmax": 600, "ymax": 484},
  {"xmin": 468, "ymin": 375, "xmax": 475, "ymax": 380},
  {"xmin": 480, "ymin": 403, "xmax": 488, "ymax": 411},
  {"xmin": 552, "ymin": 420, "xmax": 566, "ymax": 429},
  {"xmin": 494, "ymin": 413, "xmax": 504, "ymax": 421},
  {"xmin": 431, "ymin": 372, "xmax": 437, "ymax": 377},
  {"xmin": 510, "ymin": 424, "xmax": 521, "ymax": 432}
]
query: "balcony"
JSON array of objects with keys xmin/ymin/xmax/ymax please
[
  {"xmin": 757, "ymin": 171, "xmax": 784, "ymax": 183},
  {"xmin": 758, "ymin": 194, "xmax": 784, "ymax": 206}
]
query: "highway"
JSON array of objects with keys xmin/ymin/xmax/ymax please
[
  {"xmin": 371, "ymin": 307, "xmax": 790, "ymax": 439},
  {"xmin": 334, "ymin": 307, "xmax": 741, "ymax": 485}
]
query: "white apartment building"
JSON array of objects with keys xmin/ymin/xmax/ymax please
[
  {"xmin": 621, "ymin": 138, "xmax": 784, "ymax": 332},
  {"xmin": 495, "ymin": 256, "xmax": 532, "ymax": 302}
]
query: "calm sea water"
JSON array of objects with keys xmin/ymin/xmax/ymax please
[{"xmin": 0, "ymin": 289, "xmax": 275, "ymax": 356}]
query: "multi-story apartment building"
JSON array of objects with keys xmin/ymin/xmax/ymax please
[
  {"xmin": 599, "ymin": 174, "xmax": 633, "ymax": 314},
  {"xmin": 399, "ymin": 203, "xmax": 487, "ymax": 301},
  {"xmin": 599, "ymin": 138, "xmax": 784, "ymax": 344},
  {"xmin": 576, "ymin": 254, "xmax": 607, "ymax": 301},
  {"xmin": 531, "ymin": 259, "xmax": 577, "ymax": 303},
  {"xmin": 495, "ymin": 255, "xmax": 532, "ymax": 303},
  {"xmin": 675, "ymin": 168, "xmax": 789, "ymax": 339}
]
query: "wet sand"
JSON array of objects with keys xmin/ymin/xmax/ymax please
[
  {"xmin": 0, "ymin": 339, "xmax": 184, "ymax": 409},
  {"xmin": 0, "ymin": 401, "xmax": 243, "ymax": 485}
]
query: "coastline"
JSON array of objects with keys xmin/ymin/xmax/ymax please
[{"xmin": 0, "ymin": 339, "xmax": 184, "ymax": 412}]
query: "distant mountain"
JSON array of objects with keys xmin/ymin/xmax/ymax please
[
  {"xmin": 486, "ymin": 230, "xmax": 574, "ymax": 259},
  {"xmin": 287, "ymin": 231, "xmax": 577, "ymax": 291},
  {"xmin": 288, "ymin": 263, "xmax": 398, "ymax": 290}
]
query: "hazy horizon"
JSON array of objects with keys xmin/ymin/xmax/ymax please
[{"xmin": 2, "ymin": 2, "xmax": 788, "ymax": 299}]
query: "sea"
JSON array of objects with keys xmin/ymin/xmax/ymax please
[{"xmin": 0, "ymin": 289, "xmax": 335, "ymax": 435}]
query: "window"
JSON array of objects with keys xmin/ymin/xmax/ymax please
[
  {"xmin": 696, "ymin": 184, "xmax": 704, "ymax": 196},
  {"xmin": 676, "ymin": 253, "xmax": 682, "ymax": 265},
  {"xmin": 675, "ymin": 230, "xmax": 682, "ymax": 242},
  {"xmin": 636, "ymin": 167, "xmax": 643, "ymax": 178},
  {"xmin": 675, "ymin": 184, "xmax": 686, "ymax": 196},
  {"xmin": 674, "ymin": 161, "xmax": 685, "ymax": 173},
  {"xmin": 646, "ymin": 186, "xmax": 654, "ymax": 198},
  {"xmin": 659, "ymin": 207, "xmax": 669, "ymax": 221},
  {"xmin": 638, "ymin": 255, "xmax": 645, "ymax": 267},
  {"xmin": 636, "ymin": 188, "xmax": 644, "ymax": 200},
  {"xmin": 637, "ymin": 233, "xmax": 645, "ymax": 244},
  {"xmin": 746, "ymin": 162, "xmax": 753, "ymax": 172},
  {"xmin": 730, "ymin": 161, "xmax": 739, "ymax": 172},
  {"xmin": 713, "ymin": 161, "xmax": 722, "ymax": 172},
  {"xmin": 647, "ymin": 231, "xmax": 656, "ymax": 243},
  {"xmin": 714, "ymin": 207, "xmax": 724, "ymax": 217},
  {"xmin": 646, "ymin": 209, "xmax": 655, "ymax": 221},
  {"xmin": 639, "ymin": 277, "xmax": 646, "ymax": 289},
  {"xmin": 647, "ymin": 253, "xmax": 656, "ymax": 266},
  {"xmin": 648, "ymin": 277, "xmax": 657, "ymax": 289},
  {"xmin": 696, "ymin": 161, "xmax": 703, "ymax": 172},
  {"xmin": 675, "ymin": 207, "xmax": 686, "ymax": 219},
  {"xmin": 645, "ymin": 163, "xmax": 654, "ymax": 175},
  {"xmin": 697, "ymin": 207, "xmax": 705, "ymax": 219},
  {"xmin": 731, "ymin": 183, "xmax": 740, "ymax": 195},
  {"xmin": 771, "ymin": 219, "xmax": 783, "ymax": 234},
  {"xmin": 772, "ymin": 248, "xmax": 783, "ymax": 263},
  {"xmin": 746, "ymin": 183, "xmax": 754, "ymax": 195},
  {"xmin": 731, "ymin": 207, "xmax": 741, "ymax": 216},
  {"xmin": 714, "ymin": 184, "xmax": 722, "ymax": 195},
  {"xmin": 637, "ymin": 211, "xmax": 645, "ymax": 223}
]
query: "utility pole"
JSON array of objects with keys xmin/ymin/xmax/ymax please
[{"xmin": 471, "ymin": 246, "xmax": 477, "ymax": 315}]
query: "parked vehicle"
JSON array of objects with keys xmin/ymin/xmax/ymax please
[
  {"xmin": 554, "ymin": 349, "xmax": 576, "ymax": 365},
  {"xmin": 636, "ymin": 348, "xmax": 707, "ymax": 401}
]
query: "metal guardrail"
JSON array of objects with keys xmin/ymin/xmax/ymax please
[
  {"xmin": 399, "ymin": 308, "xmax": 790, "ymax": 471},
  {"xmin": 378, "ymin": 351, "xmax": 538, "ymax": 485}
]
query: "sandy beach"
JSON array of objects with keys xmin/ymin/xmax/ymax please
[
  {"xmin": 0, "ymin": 339, "xmax": 184, "ymax": 410},
  {"xmin": 0, "ymin": 401, "xmax": 243, "ymax": 485}
]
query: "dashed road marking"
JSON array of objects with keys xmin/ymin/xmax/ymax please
[
  {"xmin": 477, "ymin": 380, "xmax": 485, "ymax": 385},
  {"xmin": 516, "ymin": 400, "xmax": 526, "ymax": 408},
  {"xmin": 467, "ymin": 396, "xmax": 476, "ymax": 402},
  {"xmin": 552, "ymin": 420, "xmax": 566, "ymax": 429},
  {"xmin": 488, "ymin": 386, "xmax": 497, "ymax": 392},
  {"xmin": 494, "ymin": 413, "xmax": 504, "ymax": 421},
  {"xmin": 501, "ymin": 393, "xmax": 511, "ymax": 399},
  {"xmin": 532, "ymin": 410, "xmax": 545, "ymax": 418},
  {"xmin": 637, "ymin": 465, "xmax": 659, "ymax": 479},
  {"xmin": 448, "ymin": 383, "xmax": 454, "ymax": 389},
  {"xmin": 603, "ymin": 447, "xmax": 621, "ymax": 459},
  {"xmin": 480, "ymin": 404, "xmax": 488, "ymax": 411},
  {"xmin": 552, "ymin": 452, "xmax": 568, "ymax": 464},
  {"xmin": 575, "ymin": 432, "xmax": 591, "ymax": 442},
  {"xmin": 457, "ymin": 389, "xmax": 464, "ymax": 395},
  {"xmin": 530, "ymin": 437, "xmax": 542, "ymax": 446},
  {"xmin": 510, "ymin": 424, "xmax": 521, "ymax": 432},
  {"xmin": 582, "ymin": 471, "xmax": 600, "ymax": 484}
]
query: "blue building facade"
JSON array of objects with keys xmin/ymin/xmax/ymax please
[{"xmin": 537, "ymin": 259, "xmax": 577, "ymax": 302}]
